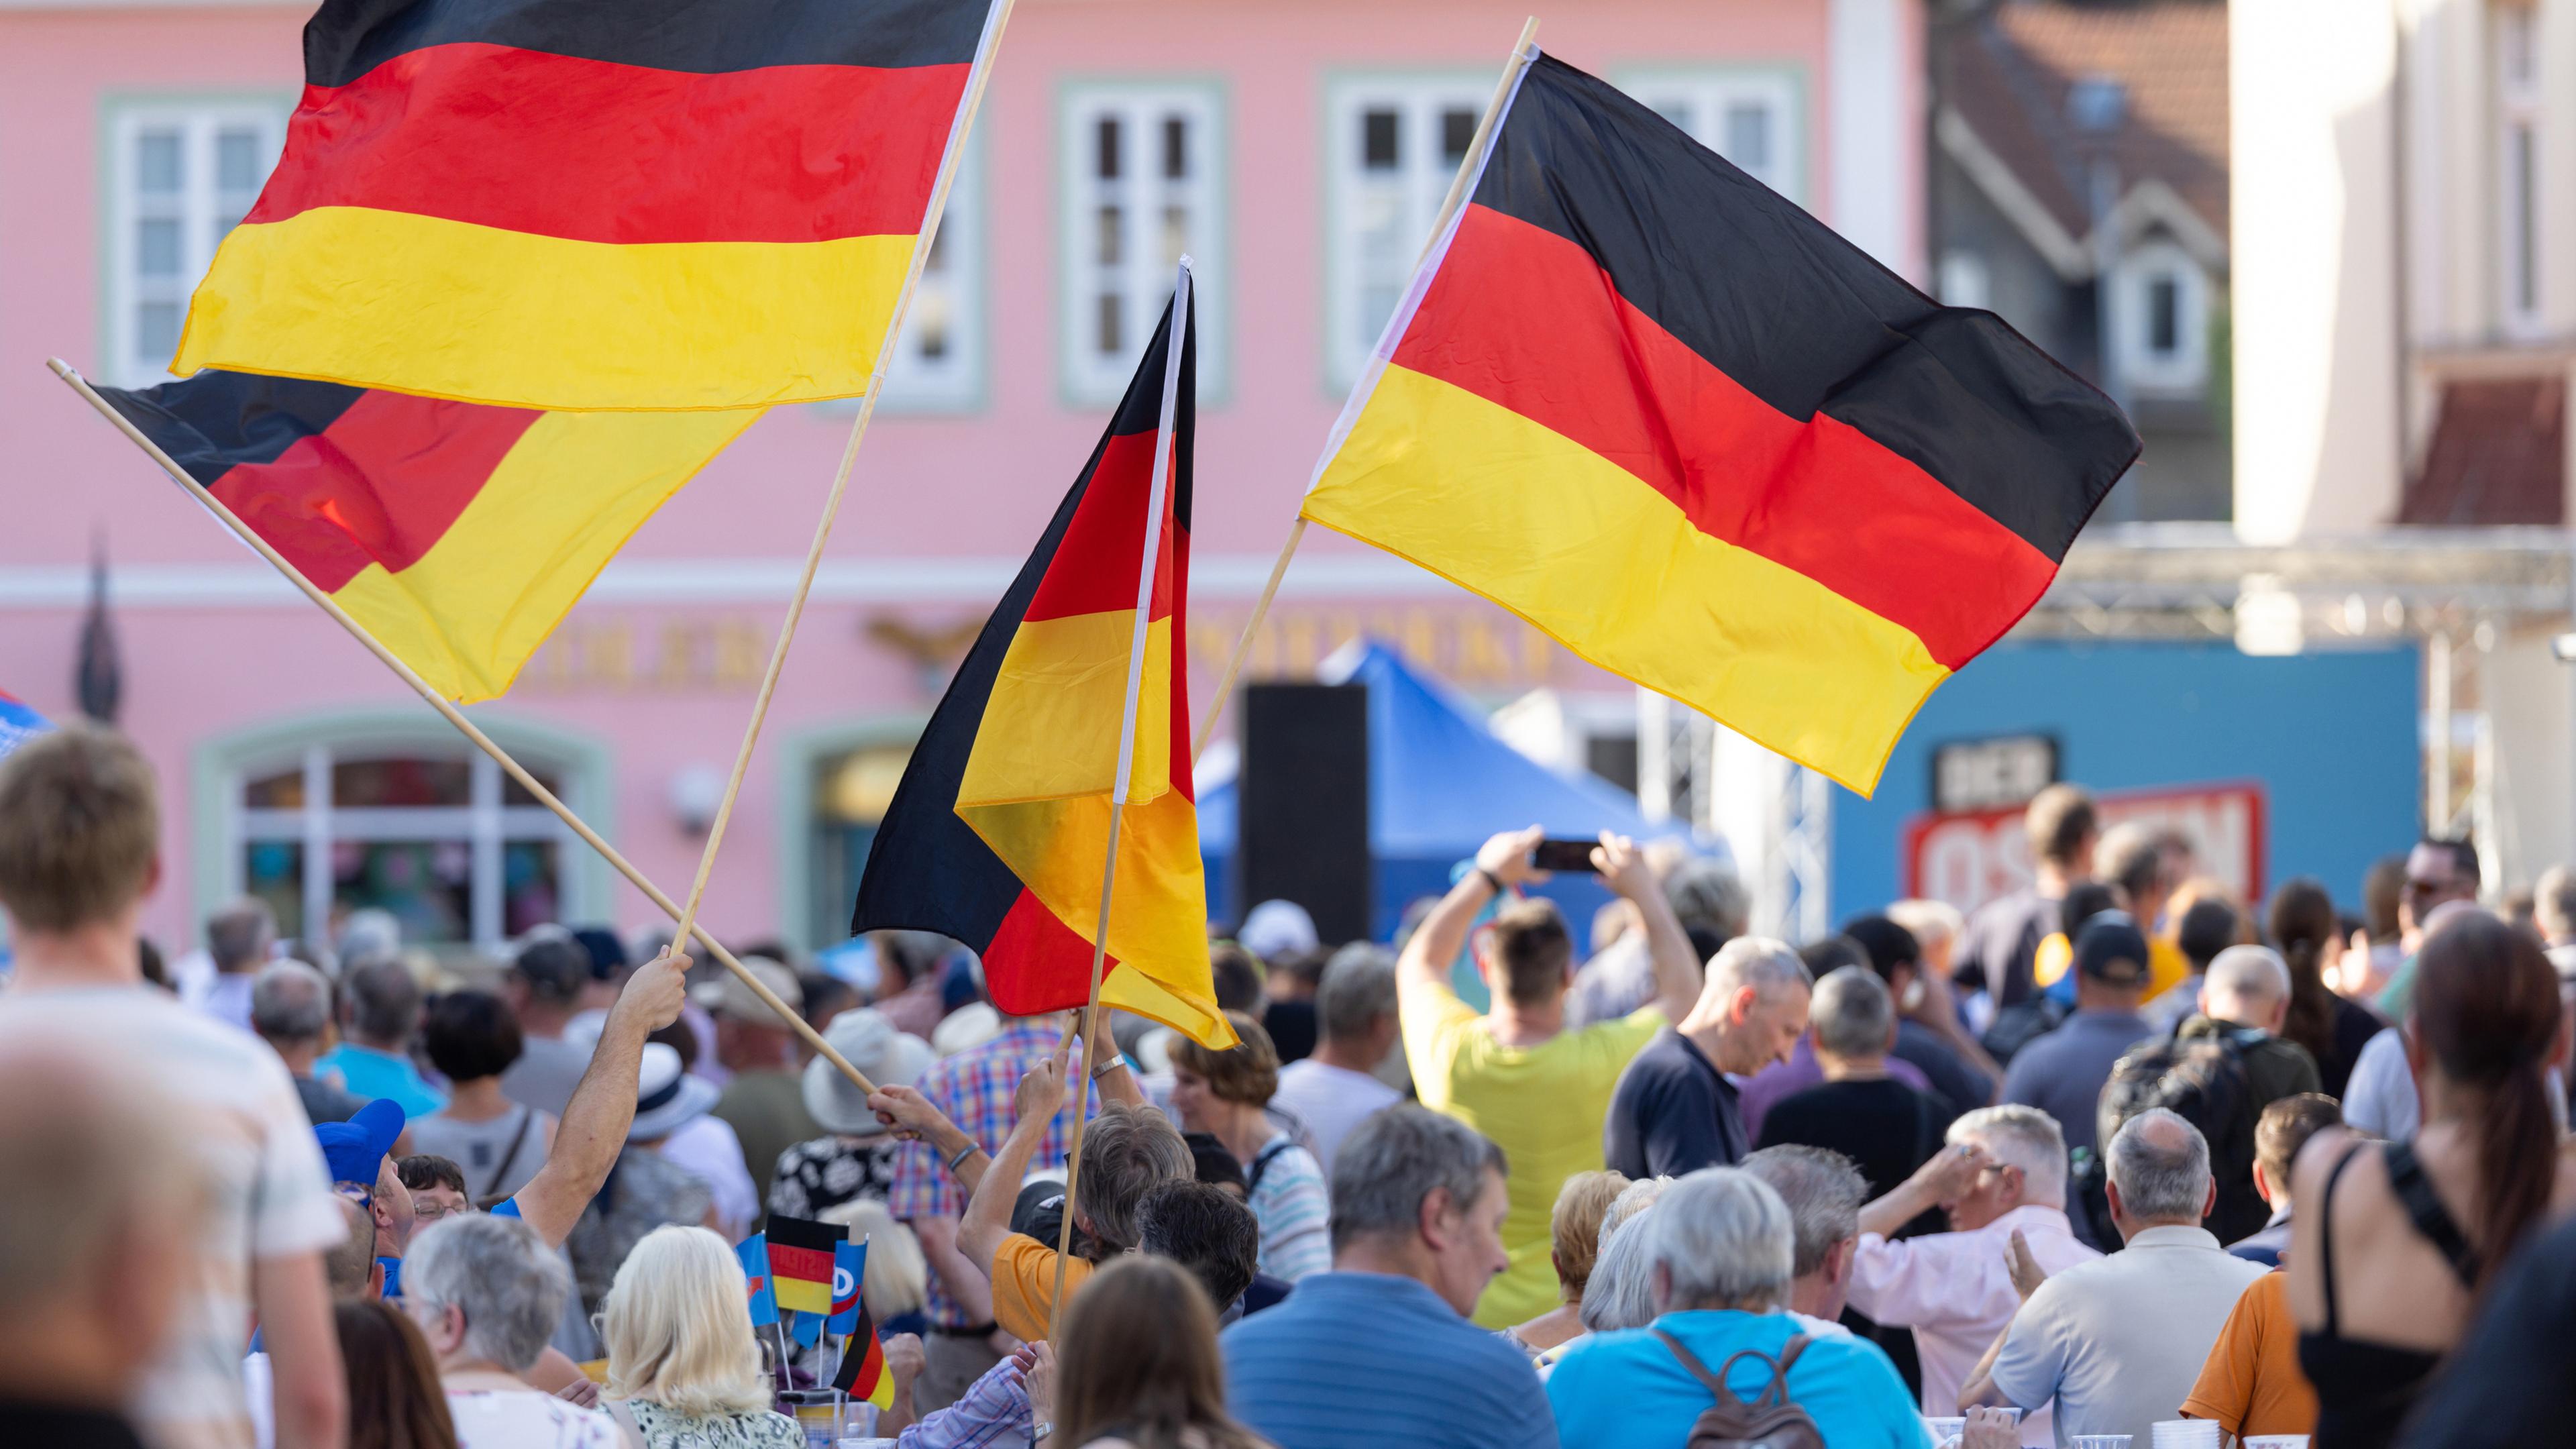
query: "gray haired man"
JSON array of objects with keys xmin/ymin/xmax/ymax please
[
  {"xmin": 1740, "ymin": 1145, "xmax": 1868, "ymax": 1336},
  {"xmin": 1271, "ymin": 945, "xmax": 1403, "ymax": 1178},
  {"xmin": 1222, "ymin": 1105, "xmax": 1555, "ymax": 1449},
  {"xmin": 1543, "ymin": 1168, "xmax": 1925, "ymax": 1449},
  {"xmin": 1963, "ymin": 1108, "xmax": 2267, "ymax": 1445},
  {"xmin": 402, "ymin": 1212, "xmax": 616, "ymax": 1433},
  {"xmin": 252, "ymin": 960, "xmax": 370, "ymax": 1126},
  {"xmin": 1605, "ymin": 935, "xmax": 1812, "ymax": 1178}
]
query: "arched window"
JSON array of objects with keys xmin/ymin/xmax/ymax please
[{"xmin": 207, "ymin": 714, "xmax": 607, "ymax": 955}]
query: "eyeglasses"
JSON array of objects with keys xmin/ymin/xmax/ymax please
[{"xmin": 412, "ymin": 1196, "xmax": 468, "ymax": 1223}]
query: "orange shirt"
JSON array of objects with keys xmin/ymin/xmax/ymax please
[
  {"xmin": 2182, "ymin": 1269, "xmax": 2318, "ymax": 1438},
  {"xmin": 990, "ymin": 1232, "xmax": 1096, "ymax": 1344}
]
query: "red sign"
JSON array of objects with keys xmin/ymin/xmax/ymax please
[{"xmin": 1901, "ymin": 781, "xmax": 2269, "ymax": 916}]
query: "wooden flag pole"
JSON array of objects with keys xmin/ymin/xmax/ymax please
[
  {"xmin": 48, "ymin": 358, "xmax": 879, "ymax": 1095},
  {"xmin": 1188, "ymin": 15, "xmax": 1540, "ymax": 763},
  {"xmin": 669, "ymin": 0, "xmax": 1022, "ymax": 955},
  {"xmin": 1049, "ymin": 260, "xmax": 1193, "ymax": 1342}
]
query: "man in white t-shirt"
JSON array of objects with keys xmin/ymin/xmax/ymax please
[
  {"xmin": 0, "ymin": 726, "xmax": 347, "ymax": 1449},
  {"xmin": 1269, "ymin": 947, "xmax": 1402, "ymax": 1179}
]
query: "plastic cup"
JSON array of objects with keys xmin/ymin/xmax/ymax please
[
  {"xmin": 2149, "ymin": 1422, "xmax": 2220, "ymax": 1449},
  {"xmin": 1923, "ymin": 1417, "xmax": 1966, "ymax": 1442},
  {"xmin": 2069, "ymin": 1438, "xmax": 2134, "ymax": 1449},
  {"xmin": 2242, "ymin": 1440, "xmax": 2311, "ymax": 1449}
]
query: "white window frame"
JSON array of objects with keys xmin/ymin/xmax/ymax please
[
  {"xmin": 1058, "ymin": 80, "xmax": 1227, "ymax": 407},
  {"xmin": 1614, "ymin": 66, "xmax": 1807, "ymax": 205},
  {"xmin": 1321, "ymin": 72, "xmax": 1496, "ymax": 395},
  {"xmin": 230, "ymin": 745, "xmax": 584, "ymax": 953},
  {"xmin": 101, "ymin": 98, "xmax": 290, "ymax": 388},
  {"xmin": 2496, "ymin": 3, "xmax": 2544, "ymax": 338},
  {"xmin": 2112, "ymin": 240, "xmax": 2208, "ymax": 394},
  {"xmin": 877, "ymin": 134, "xmax": 988, "ymax": 413}
]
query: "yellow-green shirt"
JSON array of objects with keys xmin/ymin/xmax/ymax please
[{"xmin": 1401, "ymin": 980, "xmax": 1664, "ymax": 1328}]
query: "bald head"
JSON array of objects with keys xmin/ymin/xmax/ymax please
[
  {"xmin": 2107, "ymin": 1107, "xmax": 2212, "ymax": 1230},
  {"xmin": 2200, "ymin": 945, "xmax": 2292, "ymax": 1032}
]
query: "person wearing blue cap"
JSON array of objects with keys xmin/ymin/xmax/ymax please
[{"xmin": 317, "ymin": 1097, "xmax": 416, "ymax": 1299}]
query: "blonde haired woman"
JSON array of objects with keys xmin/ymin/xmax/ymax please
[{"xmin": 599, "ymin": 1226, "xmax": 798, "ymax": 1448}]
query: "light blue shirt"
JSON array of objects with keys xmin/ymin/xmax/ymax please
[
  {"xmin": 1546, "ymin": 1309, "xmax": 1931, "ymax": 1449},
  {"xmin": 315, "ymin": 1042, "xmax": 447, "ymax": 1118},
  {"xmin": 1223, "ymin": 1272, "xmax": 1557, "ymax": 1449}
]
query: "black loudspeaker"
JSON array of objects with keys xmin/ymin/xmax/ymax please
[{"xmin": 1236, "ymin": 683, "xmax": 1372, "ymax": 944}]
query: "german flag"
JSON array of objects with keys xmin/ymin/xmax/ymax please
[
  {"xmin": 853, "ymin": 294, "xmax": 1232, "ymax": 1048},
  {"xmin": 828, "ymin": 1240, "xmax": 894, "ymax": 1409},
  {"xmin": 96, "ymin": 370, "xmax": 749, "ymax": 702},
  {"xmin": 170, "ymin": 0, "xmax": 1003, "ymax": 411},
  {"xmin": 767, "ymin": 1216, "xmax": 845, "ymax": 1318},
  {"xmin": 1301, "ymin": 53, "xmax": 2140, "ymax": 794}
]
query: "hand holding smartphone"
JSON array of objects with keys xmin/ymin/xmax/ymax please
[{"xmin": 1529, "ymin": 837, "xmax": 1601, "ymax": 874}]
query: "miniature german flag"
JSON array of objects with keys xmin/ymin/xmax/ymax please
[
  {"xmin": 852, "ymin": 294, "xmax": 1232, "ymax": 1049},
  {"xmin": 170, "ymin": 0, "xmax": 1003, "ymax": 411},
  {"xmin": 767, "ymin": 1216, "xmax": 846, "ymax": 1318},
  {"xmin": 830, "ymin": 1300, "xmax": 895, "ymax": 1409},
  {"xmin": 1302, "ymin": 52, "xmax": 2141, "ymax": 794},
  {"xmin": 95, "ymin": 370, "xmax": 751, "ymax": 702}
]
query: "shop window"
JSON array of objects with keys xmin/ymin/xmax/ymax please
[{"xmin": 236, "ymin": 745, "xmax": 574, "ymax": 952}]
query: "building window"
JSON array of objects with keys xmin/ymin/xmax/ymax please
[
  {"xmin": 104, "ymin": 101, "xmax": 289, "ymax": 388},
  {"xmin": 808, "ymin": 739, "xmax": 916, "ymax": 949},
  {"xmin": 1324, "ymin": 76, "xmax": 1493, "ymax": 392},
  {"xmin": 1617, "ymin": 68, "xmax": 1805, "ymax": 202},
  {"xmin": 235, "ymin": 745, "xmax": 577, "ymax": 953},
  {"xmin": 2497, "ymin": 4, "xmax": 2542, "ymax": 335},
  {"xmin": 879, "ymin": 141, "xmax": 987, "ymax": 412},
  {"xmin": 2113, "ymin": 241, "xmax": 2208, "ymax": 394},
  {"xmin": 1060, "ymin": 82, "xmax": 1224, "ymax": 405}
]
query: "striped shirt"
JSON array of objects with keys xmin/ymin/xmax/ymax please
[
  {"xmin": 884, "ymin": 1024, "xmax": 1085, "ymax": 1328},
  {"xmin": 1244, "ymin": 1132, "xmax": 1331, "ymax": 1282}
]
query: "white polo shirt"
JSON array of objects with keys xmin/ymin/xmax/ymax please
[{"xmin": 1989, "ymin": 1224, "xmax": 2268, "ymax": 1448}]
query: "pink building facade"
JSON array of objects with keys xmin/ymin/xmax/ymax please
[{"xmin": 0, "ymin": 0, "xmax": 1923, "ymax": 956}]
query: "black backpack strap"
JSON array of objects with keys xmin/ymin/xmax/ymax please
[
  {"xmin": 480, "ymin": 1106, "xmax": 536, "ymax": 1203},
  {"xmin": 1243, "ymin": 1140, "xmax": 1294, "ymax": 1197},
  {"xmin": 2385, "ymin": 1140, "xmax": 2482, "ymax": 1288},
  {"xmin": 1652, "ymin": 1329, "xmax": 1742, "ymax": 1405}
]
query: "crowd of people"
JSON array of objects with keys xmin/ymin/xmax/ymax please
[{"xmin": 7, "ymin": 725, "xmax": 2576, "ymax": 1449}]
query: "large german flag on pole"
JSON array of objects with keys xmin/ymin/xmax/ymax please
[
  {"xmin": 853, "ymin": 288, "xmax": 1232, "ymax": 1048},
  {"xmin": 1301, "ymin": 52, "xmax": 2140, "ymax": 794},
  {"xmin": 94, "ymin": 370, "xmax": 747, "ymax": 702},
  {"xmin": 170, "ymin": 0, "xmax": 1004, "ymax": 411}
]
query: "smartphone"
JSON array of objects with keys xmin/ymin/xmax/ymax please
[{"xmin": 1529, "ymin": 837, "xmax": 1601, "ymax": 873}]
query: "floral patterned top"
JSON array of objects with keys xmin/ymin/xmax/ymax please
[
  {"xmin": 766, "ymin": 1134, "xmax": 905, "ymax": 1222},
  {"xmin": 627, "ymin": 1402, "xmax": 805, "ymax": 1449}
]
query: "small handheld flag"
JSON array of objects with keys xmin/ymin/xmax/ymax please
[
  {"xmin": 790, "ymin": 1311, "xmax": 823, "ymax": 1348},
  {"xmin": 830, "ymin": 1295, "xmax": 896, "ymax": 1410},
  {"xmin": 0, "ymin": 691, "xmax": 50, "ymax": 764},
  {"xmin": 767, "ymin": 1216, "xmax": 847, "ymax": 1317},
  {"xmin": 828, "ymin": 1239, "xmax": 868, "ymax": 1336},
  {"xmin": 736, "ymin": 1233, "xmax": 777, "ymax": 1328}
]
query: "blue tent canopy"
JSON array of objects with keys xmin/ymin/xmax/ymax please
[{"xmin": 1199, "ymin": 641, "xmax": 1701, "ymax": 939}]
